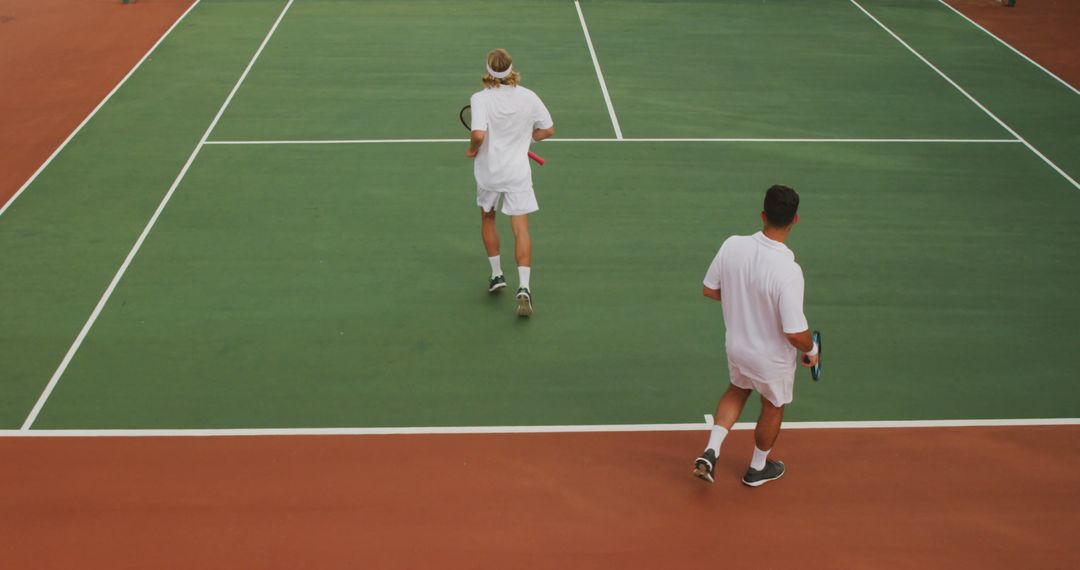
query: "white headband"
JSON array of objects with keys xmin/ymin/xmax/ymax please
[{"xmin": 486, "ymin": 63, "xmax": 513, "ymax": 79}]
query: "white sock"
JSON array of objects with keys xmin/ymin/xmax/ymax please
[
  {"xmin": 750, "ymin": 447, "xmax": 770, "ymax": 471},
  {"xmin": 705, "ymin": 426, "xmax": 728, "ymax": 455},
  {"xmin": 488, "ymin": 256, "xmax": 502, "ymax": 277},
  {"xmin": 518, "ymin": 266, "xmax": 531, "ymax": 290}
]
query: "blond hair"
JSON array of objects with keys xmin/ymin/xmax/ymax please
[{"xmin": 482, "ymin": 48, "xmax": 520, "ymax": 88}]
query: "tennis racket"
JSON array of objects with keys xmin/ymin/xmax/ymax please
[
  {"xmin": 800, "ymin": 330, "xmax": 822, "ymax": 381},
  {"xmin": 460, "ymin": 105, "xmax": 545, "ymax": 166}
]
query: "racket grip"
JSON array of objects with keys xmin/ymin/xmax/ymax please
[{"xmin": 528, "ymin": 151, "xmax": 545, "ymax": 166}]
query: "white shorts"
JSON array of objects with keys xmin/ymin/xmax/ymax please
[
  {"xmin": 477, "ymin": 188, "xmax": 539, "ymax": 216},
  {"xmin": 728, "ymin": 361, "xmax": 794, "ymax": 408}
]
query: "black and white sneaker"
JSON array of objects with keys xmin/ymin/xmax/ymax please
[
  {"xmin": 488, "ymin": 274, "xmax": 507, "ymax": 293},
  {"xmin": 692, "ymin": 449, "xmax": 717, "ymax": 483},
  {"xmin": 515, "ymin": 287, "xmax": 533, "ymax": 317},
  {"xmin": 742, "ymin": 459, "xmax": 785, "ymax": 487}
]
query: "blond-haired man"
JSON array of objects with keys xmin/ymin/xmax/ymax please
[{"xmin": 466, "ymin": 48, "xmax": 554, "ymax": 317}]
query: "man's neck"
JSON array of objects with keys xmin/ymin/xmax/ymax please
[{"xmin": 762, "ymin": 225, "xmax": 790, "ymax": 243}]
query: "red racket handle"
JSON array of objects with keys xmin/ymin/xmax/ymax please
[{"xmin": 528, "ymin": 151, "xmax": 545, "ymax": 166}]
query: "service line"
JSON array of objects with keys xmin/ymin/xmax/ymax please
[
  {"xmin": 575, "ymin": 0, "xmax": 623, "ymax": 139},
  {"xmin": 204, "ymin": 137, "xmax": 1021, "ymax": 145}
]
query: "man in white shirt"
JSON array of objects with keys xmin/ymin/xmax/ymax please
[
  {"xmin": 692, "ymin": 185, "xmax": 819, "ymax": 487},
  {"xmin": 466, "ymin": 48, "xmax": 554, "ymax": 317}
]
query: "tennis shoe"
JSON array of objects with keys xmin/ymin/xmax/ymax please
[
  {"xmin": 742, "ymin": 459, "xmax": 785, "ymax": 487},
  {"xmin": 488, "ymin": 274, "xmax": 507, "ymax": 293},
  {"xmin": 692, "ymin": 449, "xmax": 717, "ymax": 484},
  {"xmin": 515, "ymin": 287, "xmax": 533, "ymax": 317}
]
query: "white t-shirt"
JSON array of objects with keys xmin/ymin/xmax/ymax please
[
  {"xmin": 703, "ymin": 231, "xmax": 808, "ymax": 384},
  {"xmin": 470, "ymin": 85, "xmax": 553, "ymax": 193}
]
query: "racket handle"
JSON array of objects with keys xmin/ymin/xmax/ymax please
[{"xmin": 528, "ymin": 151, "xmax": 545, "ymax": 166}]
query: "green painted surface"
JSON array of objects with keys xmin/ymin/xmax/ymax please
[
  {"xmin": 4, "ymin": 0, "xmax": 1078, "ymax": 429},
  {"xmin": 0, "ymin": 0, "xmax": 290, "ymax": 428},
  {"xmin": 859, "ymin": 0, "xmax": 1080, "ymax": 184},
  {"xmin": 35, "ymin": 141, "xmax": 1080, "ymax": 428},
  {"xmin": 211, "ymin": 0, "xmax": 616, "ymax": 140},
  {"xmin": 580, "ymin": 0, "xmax": 1007, "ymax": 139}
]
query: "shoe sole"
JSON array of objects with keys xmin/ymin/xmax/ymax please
[
  {"xmin": 489, "ymin": 282, "xmax": 507, "ymax": 293},
  {"xmin": 692, "ymin": 461, "xmax": 715, "ymax": 484},
  {"xmin": 742, "ymin": 467, "xmax": 784, "ymax": 487},
  {"xmin": 516, "ymin": 295, "xmax": 533, "ymax": 317}
]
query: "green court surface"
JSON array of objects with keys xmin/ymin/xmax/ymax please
[
  {"xmin": 2, "ymin": 0, "xmax": 1078, "ymax": 430},
  {"xmin": 211, "ymin": 0, "xmax": 615, "ymax": 140}
]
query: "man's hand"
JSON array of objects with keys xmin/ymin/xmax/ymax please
[
  {"xmin": 799, "ymin": 335, "xmax": 819, "ymax": 367},
  {"xmin": 466, "ymin": 147, "xmax": 478, "ymax": 159}
]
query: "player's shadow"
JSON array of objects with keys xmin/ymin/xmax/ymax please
[
  {"xmin": 482, "ymin": 290, "xmax": 532, "ymax": 325},
  {"xmin": 485, "ymin": 290, "xmax": 506, "ymax": 309}
]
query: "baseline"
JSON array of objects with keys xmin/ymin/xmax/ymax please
[{"xmin": 8, "ymin": 417, "xmax": 1080, "ymax": 437}]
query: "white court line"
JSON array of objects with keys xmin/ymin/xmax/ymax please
[
  {"xmin": 204, "ymin": 137, "xmax": 1020, "ymax": 145},
  {"xmin": 206, "ymin": 138, "xmax": 465, "ymax": 145},
  {"xmin": 0, "ymin": 0, "xmax": 203, "ymax": 218},
  {"xmin": 19, "ymin": 0, "xmax": 297, "ymax": 431},
  {"xmin": 606, "ymin": 138, "xmax": 1019, "ymax": 144},
  {"xmin": 849, "ymin": 0, "xmax": 1079, "ymax": 191},
  {"xmin": 574, "ymin": 0, "xmax": 623, "ymax": 139},
  {"xmin": 6, "ymin": 418, "xmax": 1080, "ymax": 438},
  {"xmin": 935, "ymin": 0, "xmax": 1079, "ymax": 97}
]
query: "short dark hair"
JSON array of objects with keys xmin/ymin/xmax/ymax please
[{"xmin": 763, "ymin": 184, "xmax": 799, "ymax": 227}]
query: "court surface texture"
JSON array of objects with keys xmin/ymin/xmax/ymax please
[{"xmin": 1, "ymin": 0, "xmax": 1077, "ymax": 567}]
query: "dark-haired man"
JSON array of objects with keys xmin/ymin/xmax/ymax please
[{"xmin": 692, "ymin": 184, "xmax": 818, "ymax": 487}]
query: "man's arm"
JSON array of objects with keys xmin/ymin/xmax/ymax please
[
  {"xmin": 779, "ymin": 272, "xmax": 818, "ymax": 364},
  {"xmin": 466, "ymin": 130, "xmax": 486, "ymax": 158},
  {"xmin": 786, "ymin": 329, "xmax": 819, "ymax": 366},
  {"xmin": 702, "ymin": 245, "xmax": 724, "ymax": 300},
  {"xmin": 532, "ymin": 95, "xmax": 554, "ymax": 142},
  {"xmin": 785, "ymin": 330, "xmax": 813, "ymax": 352}
]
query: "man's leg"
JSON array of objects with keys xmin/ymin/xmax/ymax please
[
  {"xmin": 707, "ymin": 384, "xmax": 751, "ymax": 453},
  {"xmin": 693, "ymin": 384, "xmax": 751, "ymax": 483},
  {"xmin": 510, "ymin": 214, "xmax": 531, "ymax": 268},
  {"xmin": 480, "ymin": 207, "xmax": 505, "ymax": 291},
  {"xmin": 753, "ymin": 395, "xmax": 785, "ymax": 453},
  {"xmin": 743, "ymin": 395, "xmax": 786, "ymax": 487},
  {"xmin": 510, "ymin": 214, "xmax": 533, "ymax": 316},
  {"xmin": 481, "ymin": 207, "xmax": 500, "ymax": 257},
  {"xmin": 714, "ymin": 384, "xmax": 752, "ymax": 431}
]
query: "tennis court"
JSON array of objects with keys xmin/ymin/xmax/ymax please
[{"xmin": 2, "ymin": 0, "xmax": 1078, "ymax": 566}]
